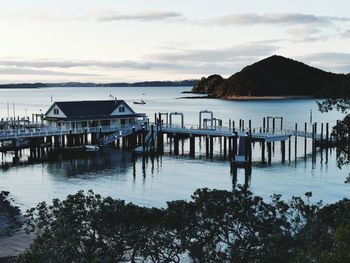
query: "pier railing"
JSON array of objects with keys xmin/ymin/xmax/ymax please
[{"xmin": 0, "ymin": 121, "xmax": 146, "ymax": 141}]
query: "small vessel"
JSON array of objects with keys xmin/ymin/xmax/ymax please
[
  {"xmin": 133, "ymin": 99, "xmax": 146, "ymax": 105},
  {"xmin": 84, "ymin": 145, "xmax": 99, "ymax": 152}
]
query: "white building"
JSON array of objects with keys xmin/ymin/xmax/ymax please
[{"xmin": 44, "ymin": 100, "xmax": 145, "ymax": 129}]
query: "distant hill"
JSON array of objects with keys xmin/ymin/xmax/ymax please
[
  {"xmin": 192, "ymin": 55, "xmax": 348, "ymax": 98},
  {"xmin": 0, "ymin": 80, "xmax": 196, "ymax": 89}
]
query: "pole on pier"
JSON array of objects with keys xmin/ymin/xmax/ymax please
[
  {"xmin": 288, "ymin": 136, "xmax": 291, "ymax": 162},
  {"xmin": 267, "ymin": 142, "xmax": 272, "ymax": 165},
  {"xmin": 314, "ymin": 122, "xmax": 317, "ymax": 152},
  {"xmin": 261, "ymin": 141, "xmax": 265, "ymax": 164},
  {"xmin": 223, "ymin": 136, "xmax": 227, "ymax": 159},
  {"xmin": 294, "ymin": 123, "xmax": 298, "ymax": 161},
  {"xmin": 84, "ymin": 128, "xmax": 88, "ymax": 145},
  {"xmin": 205, "ymin": 136, "xmax": 209, "ymax": 158},
  {"xmin": 312, "ymin": 123, "xmax": 317, "ymax": 164},
  {"xmin": 263, "ymin": 117, "xmax": 266, "ymax": 133},
  {"xmin": 281, "ymin": 140, "xmax": 286, "ymax": 164},
  {"xmin": 304, "ymin": 122, "xmax": 307, "ymax": 159},
  {"xmin": 209, "ymin": 136, "xmax": 214, "ymax": 159},
  {"xmin": 189, "ymin": 135, "xmax": 195, "ymax": 157},
  {"xmin": 321, "ymin": 123, "xmax": 324, "ymax": 147},
  {"xmin": 326, "ymin": 123, "xmax": 329, "ymax": 144},
  {"xmin": 248, "ymin": 120, "xmax": 252, "ymax": 133},
  {"xmin": 174, "ymin": 134, "xmax": 179, "ymax": 156}
]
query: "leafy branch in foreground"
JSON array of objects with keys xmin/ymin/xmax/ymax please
[{"xmin": 16, "ymin": 188, "xmax": 350, "ymax": 263}]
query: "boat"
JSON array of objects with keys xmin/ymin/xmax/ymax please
[
  {"xmin": 133, "ymin": 99, "xmax": 146, "ymax": 105},
  {"xmin": 84, "ymin": 145, "xmax": 99, "ymax": 152}
]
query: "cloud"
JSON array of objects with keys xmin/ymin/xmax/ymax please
[
  {"xmin": 286, "ymin": 26, "xmax": 328, "ymax": 42},
  {"xmin": 207, "ymin": 13, "xmax": 350, "ymax": 26},
  {"xmin": 150, "ymin": 42, "xmax": 280, "ymax": 63},
  {"xmin": 341, "ymin": 29, "xmax": 350, "ymax": 38},
  {"xmin": 0, "ymin": 58, "xmax": 176, "ymax": 70},
  {"xmin": 96, "ymin": 11, "xmax": 183, "ymax": 22},
  {"xmin": 0, "ymin": 66, "xmax": 100, "ymax": 77},
  {"xmin": 299, "ymin": 52, "xmax": 350, "ymax": 73}
]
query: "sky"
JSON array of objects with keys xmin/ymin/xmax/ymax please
[{"xmin": 0, "ymin": 0, "xmax": 350, "ymax": 83}]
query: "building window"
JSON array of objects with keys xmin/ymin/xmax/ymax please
[
  {"xmin": 54, "ymin": 109, "xmax": 59, "ymax": 115},
  {"xmin": 119, "ymin": 106, "xmax": 125, "ymax": 113}
]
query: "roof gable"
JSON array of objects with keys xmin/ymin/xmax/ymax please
[{"xmin": 46, "ymin": 100, "xmax": 134, "ymax": 119}]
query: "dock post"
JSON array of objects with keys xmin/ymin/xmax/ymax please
[
  {"xmin": 249, "ymin": 120, "xmax": 252, "ymax": 134},
  {"xmin": 312, "ymin": 123, "xmax": 317, "ymax": 154},
  {"xmin": 248, "ymin": 134, "xmax": 252, "ymax": 164},
  {"xmin": 157, "ymin": 132, "xmax": 164, "ymax": 154},
  {"xmin": 223, "ymin": 136, "xmax": 227, "ymax": 159},
  {"xmin": 233, "ymin": 133, "xmax": 237, "ymax": 159},
  {"xmin": 151, "ymin": 125, "xmax": 155, "ymax": 152},
  {"xmin": 294, "ymin": 123, "xmax": 298, "ymax": 160},
  {"xmin": 228, "ymin": 136, "xmax": 232, "ymax": 158},
  {"xmin": 304, "ymin": 122, "xmax": 307, "ymax": 159},
  {"xmin": 272, "ymin": 118, "xmax": 275, "ymax": 134},
  {"xmin": 267, "ymin": 142, "xmax": 272, "ymax": 165},
  {"xmin": 62, "ymin": 135, "xmax": 65, "ymax": 148},
  {"xmin": 263, "ymin": 117, "xmax": 266, "ymax": 133},
  {"xmin": 239, "ymin": 119, "xmax": 242, "ymax": 130},
  {"xmin": 174, "ymin": 135, "xmax": 179, "ymax": 155},
  {"xmin": 142, "ymin": 126, "xmax": 146, "ymax": 152},
  {"xmin": 205, "ymin": 136, "xmax": 209, "ymax": 158},
  {"xmin": 281, "ymin": 140, "xmax": 286, "ymax": 164},
  {"xmin": 314, "ymin": 122, "xmax": 317, "ymax": 152},
  {"xmin": 68, "ymin": 130, "xmax": 73, "ymax": 147},
  {"xmin": 189, "ymin": 135, "xmax": 195, "ymax": 157},
  {"xmin": 209, "ymin": 136, "xmax": 214, "ymax": 159},
  {"xmin": 321, "ymin": 123, "xmax": 324, "ymax": 147},
  {"xmin": 326, "ymin": 123, "xmax": 329, "ymax": 144},
  {"xmin": 261, "ymin": 140, "xmax": 265, "ymax": 164},
  {"xmin": 116, "ymin": 139, "xmax": 120, "ymax": 149},
  {"xmin": 84, "ymin": 128, "xmax": 88, "ymax": 144}
]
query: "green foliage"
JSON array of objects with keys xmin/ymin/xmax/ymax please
[{"xmin": 15, "ymin": 189, "xmax": 350, "ymax": 263}]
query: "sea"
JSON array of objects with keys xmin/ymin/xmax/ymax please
[{"xmin": 0, "ymin": 86, "xmax": 348, "ymax": 210}]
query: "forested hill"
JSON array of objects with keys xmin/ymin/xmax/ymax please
[{"xmin": 192, "ymin": 55, "xmax": 348, "ymax": 98}]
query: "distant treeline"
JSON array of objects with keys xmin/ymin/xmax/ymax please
[{"xmin": 0, "ymin": 80, "xmax": 196, "ymax": 89}]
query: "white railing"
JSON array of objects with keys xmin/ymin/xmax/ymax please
[{"xmin": 0, "ymin": 121, "xmax": 146, "ymax": 140}]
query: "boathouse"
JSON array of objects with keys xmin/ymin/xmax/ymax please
[{"xmin": 44, "ymin": 100, "xmax": 145, "ymax": 129}]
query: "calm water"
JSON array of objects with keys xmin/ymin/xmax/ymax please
[{"xmin": 0, "ymin": 87, "xmax": 349, "ymax": 209}]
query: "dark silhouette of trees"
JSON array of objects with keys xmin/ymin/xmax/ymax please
[
  {"xmin": 15, "ymin": 188, "xmax": 350, "ymax": 262},
  {"xmin": 192, "ymin": 55, "xmax": 347, "ymax": 98}
]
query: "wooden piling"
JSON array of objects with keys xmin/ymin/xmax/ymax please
[
  {"xmin": 261, "ymin": 141, "xmax": 265, "ymax": 163},
  {"xmin": 174, "ymin": 135, "xmax": 179, "ymax": 155},
  {"xmin": 267, "ymin": 142, "xmax": 272, "ymax": 164},
  {"xmin": 189, "ymin": 136, "xmax": 195, "ymax": 157},
  {"xmin": 209, "ymin": 136, "xmax": 214, "ymax": 159},
  {"xmin": 304, "ymin": 122, "xmax": 307, "ymax": 158},
  {"xmin": 294, "ymin": 123, "xmax": 298, "ymax": 160},
  {"xmin": 223, "ymin": 136, "xmax": 227, "ymax": 159}
]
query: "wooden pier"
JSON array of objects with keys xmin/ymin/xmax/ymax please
[{"xmin": 0, "ymin": 111, "xmax": 338, "ymax": 170}]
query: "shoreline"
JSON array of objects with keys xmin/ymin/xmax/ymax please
[
  {"xmin": 180, "ymin": 93, "xmax": 315, "ymax": 100},
  {"xmin": 224, "ymin": 95, "xmax": 314, "ymax": 100}
]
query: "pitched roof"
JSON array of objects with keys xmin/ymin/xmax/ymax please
[{"xmin": 48, "ymin": 100, "xmax": 134, "ymax": 118}]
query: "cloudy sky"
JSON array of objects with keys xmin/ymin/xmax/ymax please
[{"xmin": 0, "ymin": 0, "xmax": 350, "ymax": 83}]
